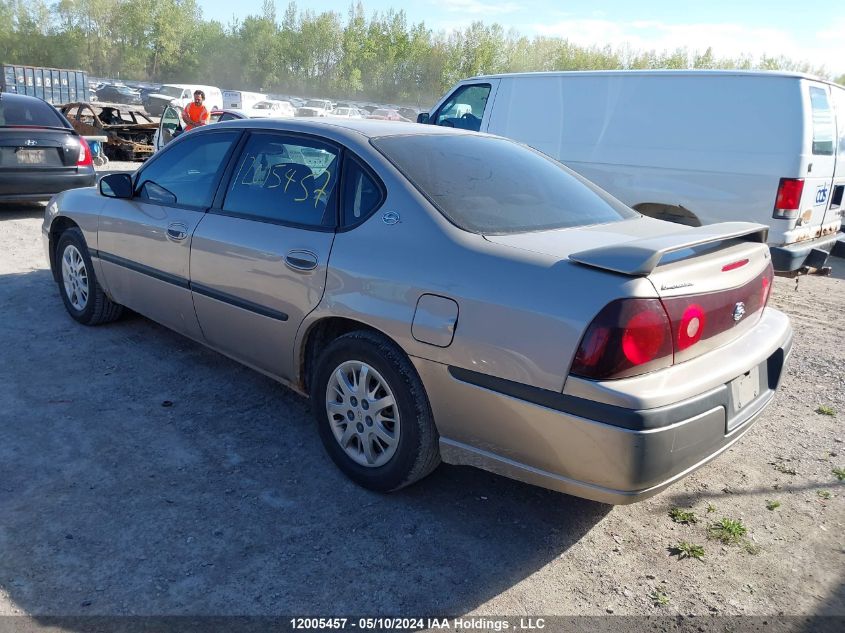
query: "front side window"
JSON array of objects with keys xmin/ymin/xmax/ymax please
[
  {"xmin": 222, "ymin": 133, "xmax": 340, "ymax": 228},
  {"xmin": 136, "ymin": 131, "xmax": 239, "ymax": 208},
  {"xmin": 810, "ymin": 86, "xmax": 834, "ymax": 156},
  {"xmin": 373, "ymin": 134, "xmax": 637, "ymax": 234},
  {"xmin": 434, "ymin": 84, "xmax": 491, "ymax": 132}
]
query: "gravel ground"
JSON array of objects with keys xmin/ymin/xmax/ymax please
[{"xmin": 0, "ymin": 199, "xmax": 842, "ymax": 621}]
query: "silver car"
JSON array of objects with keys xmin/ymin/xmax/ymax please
[{"xmin": 42, "ymin": 119, "xmax": 793, "ymax": 504}]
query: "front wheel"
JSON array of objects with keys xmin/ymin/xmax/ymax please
[
  {"xmin": 311, "ymin": 331, "xmax": 440, "ymax": 492},
  {"xmin": 56, "ymin": 228, "xmax": 123, "ymax": 326}
]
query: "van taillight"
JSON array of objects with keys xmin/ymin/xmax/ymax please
[
  {"xmin": 572, "ymin": 264, "xmax": 774, "ymax": 380},
  {"xmin": 773, "ymin": 178, "xmax": 804, "ymax": 219},
  {"xmin": 77, "ymin": 137, "xmax": 93, "ymax": 167},
  {"xmin": 571, "ymin": 299, "xmax": 673, "ymax": 380}
]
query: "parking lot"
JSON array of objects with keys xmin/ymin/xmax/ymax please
[{"xmin": 0, "ymin": 196, "xmax": 843, "ymax": 619}]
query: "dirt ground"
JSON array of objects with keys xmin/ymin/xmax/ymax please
[{"xmin": 0, "ymin": 192, "xmax": 843, "ymax": 621}]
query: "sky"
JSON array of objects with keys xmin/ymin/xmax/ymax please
[{"xmin": 200, "ymin": 0, "xmax": 845, "ymax": 76}]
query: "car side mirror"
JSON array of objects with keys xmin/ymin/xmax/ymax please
[
  {"xmin": 417, "ymin": 112, "xmax": 430, "ymax": 124},
  {"xmin": 99, "ymin": 173, "xmax": 133, "ymax": 199}
]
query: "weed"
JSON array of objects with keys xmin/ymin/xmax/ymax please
[
  {"xmin": 706, "ymin": 503, "xmax": 716, "ymax": 514},
  {"xmin": 668, "ymin": 507, "xmax": 697, "ymax": 524},
  {"xmin": 743, "ymin": 540, "xmax": 761, "ymax": 555},
  {"xmin": 815, "ymin": 405, "xmax": 836, "ymax": 416},
  {"xmin": 669, "ymin": 541, "xmax": 705, "ymax": 561},
  {"xmin": 765, "ymin": 500, "xmax": 781, "ymax": 511},
  {"xmin": 708, "ymin": 518, "xmax": 747, "ymax": 544},
  {"xmin": 817, "ymin": 490, "xmax": 833, "ymax": 500},
  {"xmin": 833, "ymin": 467, "xmax": 845, "ymax": 481},
  {"xmin": 649, "ymin": 590, "xmax": 670, "ymax": 606}
]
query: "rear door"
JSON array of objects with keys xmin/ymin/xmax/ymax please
[
  {"xmin": 189, "ymin": 130, "xmax": 340, "ymax": 381},
  {"xmin": 96, "ymin": 129, "xmax": 241, "ymax": 338},
  {"xmin": 801, "ymin": 82, "xmax": 837, "ymax": 233},
  {"xmin": 825, "ymin": 85, "xmax": 845, "ymax": 229}
]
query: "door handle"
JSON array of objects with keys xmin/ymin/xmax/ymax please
[
  {"xmin": 285, "ymin": 250, "xmax": 318, "ymax": 271},
  {"xmin": 166, "ymin": 223, "xmax": 188, "ymax": 241}
]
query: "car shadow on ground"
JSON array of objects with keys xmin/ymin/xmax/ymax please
[
  {"xmin": 0, "ymin": 202, "xmax": 46, "ymax": 220},
  {"xmin": 0, "ymin": 268, "xmax": 612, "ymax": 618}
]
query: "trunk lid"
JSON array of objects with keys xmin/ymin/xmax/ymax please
[{"xmin": 0, "ymin": 127, "xmax": 82, "ymax": 169}]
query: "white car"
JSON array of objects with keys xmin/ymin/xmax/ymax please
[
  {"xmin": 250, "ymin": 100, "xmax": 296, "ymax": 118},
  {"xmin": 296, "ymin": 99, "xmax": 333, "ymax": 117},
  {"xmin": 330, "ymin": 106, "xmax": 365, "ymax": 119}
]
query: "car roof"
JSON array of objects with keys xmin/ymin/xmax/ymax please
[{"xmin": 208, "ymin": 117, "xmax": 475, "ymax": 142}]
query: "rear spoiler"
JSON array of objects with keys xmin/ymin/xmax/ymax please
[{"xmin": 569, "ymin": 222, "xmax": 768, "ymax": 276}]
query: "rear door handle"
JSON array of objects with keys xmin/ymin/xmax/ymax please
[
  {"xmin": 166, "ymin": 223, "xmax": 188, "ymax": 241},
  {"xmin": 285, "ymin": 250, "xmax": 318, "ymax": 271}
]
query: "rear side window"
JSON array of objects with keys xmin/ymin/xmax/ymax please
[
  {"xmin": 0, "ymin": 97, "xmax": 66, "ymax": 127},
  {"xmin": 136, "ymin": 131, "xmax": 239, "ymax": 208},
  {"xmin": 222, "ymin": 132, "xmax": 340, "ymax": 228},
  {"xmin": 373, "ymin": 134, "xmax": 636, "ymax": 234},
  {"xmin": 809, "ymin": 86, "xmax": 834, "ymax": 156},
  {"xmin": 342, "ymin": 157, "xmax": 383, "ymax": 226}
]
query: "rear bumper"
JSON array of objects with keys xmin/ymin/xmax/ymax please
[
  {"xmin": 0, "ymin": 169, "xmax": 96, "ymax": 203},
  {"xmin": 770, "ymin": 232, "xmax": 841, "ymax": 271},
  {"xmin": 414, "ymin": 308, "xmax": 792, "ymax": 504}
]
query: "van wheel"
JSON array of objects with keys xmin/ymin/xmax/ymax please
[
  {"xmin": 56, "ymin": 228, "xmax": 123, "ymax": 326},
  {"xmin": 311, "ymin": 331, "xmax": 440, "ymax": 491}
]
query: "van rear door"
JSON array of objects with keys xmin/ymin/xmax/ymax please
[
  {"xmin": 825, "ymin": 85, "xmax": 845, "ymax": 231},
  {"xmin": 797, "ymin": 82, "xmax": 838, "ymax": 238}
]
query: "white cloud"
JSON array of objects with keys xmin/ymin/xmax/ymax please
[
  {"xmin": 444, "ymin": 0, "xmax": 521, "ymax": 16},
  {"xmin": 528, "ymin": 19, "xmax": 845, "ymax": 75}
]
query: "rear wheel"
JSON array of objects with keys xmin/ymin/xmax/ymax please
[
  {"xmin": 56, "ymin": 228, "xmax": 123, "ymax": 326},
  {"xmin": 311, "ymin": 330, "xmax": 440, "ymax": 491}
]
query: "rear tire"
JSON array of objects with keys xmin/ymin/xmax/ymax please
[
  {"xmin": 56, "ymin": 227, "xmax": 123, "ymax": 326},
  {"xmin": 311, "ymin": 330, "xmax": 440, "ymax": 492}
]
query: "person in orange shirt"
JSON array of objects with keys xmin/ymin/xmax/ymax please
[{"xmin": 182, "ymin": 90, "xmax": 210, "ymax": 131}]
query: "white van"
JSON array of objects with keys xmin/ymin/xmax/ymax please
[
  {"xmin": 145, "ymin": 84, "xmax": 223, "ymax": 117},
  {"xmin": 222, "ymin": 90, "xmax": 267, "ymax": 110},
  {"xmin": 420, "ymin": 70, "xmax": 845, "ymax": 271}
]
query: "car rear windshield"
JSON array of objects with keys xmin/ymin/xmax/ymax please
[
  {"xmin": 372, "ymin": 134, "xmax": 636, "ymax": 234},
  {"xmin": 0, "ymin": 98, "xmax": 66, "ymax": 127}
]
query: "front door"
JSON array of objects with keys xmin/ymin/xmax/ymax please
[
  {"xmin": 189, "ymin": 131, "xmax": 340, "ymax": 380},
  {"xmin": 155, "ymin": 104, "xmax": 183, "ymax": 151},
  {"xmin": 97, "ymin": 129, "xmax": 241, "ymax": 338}
]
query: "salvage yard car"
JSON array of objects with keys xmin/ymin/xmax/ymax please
[
  {"xmin": 1, "ymin": 92, "xmax": 95, "ymax": 203},
  {"xmin": 59, "ymin": 102, "xmax": 157, "ymax": 161},
  {"xmin": 42, "ymin": 119, "xmax": 793, "ymax": 503}
]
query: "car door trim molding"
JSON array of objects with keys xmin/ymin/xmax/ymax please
[{"xmin": 91, "ymin": 249, "xmax": 289, "ymax": 322}]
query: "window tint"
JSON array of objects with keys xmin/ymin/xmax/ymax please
[
  {"xmin": 342, "ymin": 158, "xmax": 383, "ymax": 226},
  {"xmin": 136, "ymin": 131, "xmax": 238, "ymax": 207},
  {"xmin": 373, "ymin": 134, "xmax": 637, "ymax": 234},
  {"xmin": 810, "ymin": 86, "xmax": 834, "ymax": 156},
  {"xmin": 434, "ymin": 84, "xmax": 491, "ymax": 132},
  {"xmin": 222, "ymin": 133, "xmax": 339, "ymax": 228},
  {"xmin": 0, "ymin": 97, "xmax": 66, "ymax": 127}
]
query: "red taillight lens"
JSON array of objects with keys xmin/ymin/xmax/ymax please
[
  {"xmin": 773, "ymin": 178, "xmax": 804, "ymax": 219},
  {"xmin": 571, "ymin": 299, "xmax": 673, "ymax": 380},
  {"xmin": 77, "ymin": 137, "xmax": 93, "ymax": 167},
  {"xmin": 677, "ymin": 304, "xmax": 706, "ymax": 350}
]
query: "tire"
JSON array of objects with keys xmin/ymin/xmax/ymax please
[
  {"xmin": 55, "ymin": 227, "xmax": 123, "ymax": 326},
  {"xmin": 311, "ymin": 330, "xmax": 440, "ymax": 492}
]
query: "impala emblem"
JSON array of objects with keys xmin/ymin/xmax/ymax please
[
  {"xmin": 382, "ymin": 211, "xmax": 400, "ymax": 225},
  {"xmin": 24, "ymin": 139, "xmax": 38, "ymax": 146},
  {"xmin": 732, "ymin": 302, "xmax": 746, "ymax": 322}
]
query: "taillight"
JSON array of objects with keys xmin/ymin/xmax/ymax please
[
  {"xmin": 572, "ymin": 263, "xmax": 774, "ymax": 380},
  {"xmin": 77, "ymin": 137, "xmax": 93, "ymax": 167},
  {"xmin": 773, "ymin": 178, "xmax": 804, "ymax": 219},
  {"xmin": 571, "ymin": 299, "xmax": 673, "ymax": 380}
]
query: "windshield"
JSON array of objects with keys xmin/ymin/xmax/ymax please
[
  {"xmin": 0, "ymin": 98, "xmax": 67, "ymax": 127},
  {"xmin": 159, "ymin": 86, "xmax": 185, "ymax": 99},
  {"xmin": 372, "ymin": 134, "xmax": 637, "ymax": 234},
  {"xmin": 305, "ymin": 100, "xmax": 327, "ymax": 108},
  {"xmin": 254, "ymin": 102, "xmax": 272, "ymax": 109}
]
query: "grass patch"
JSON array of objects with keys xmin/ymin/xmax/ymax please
[
  {"xmin": 669, "ymin": 541, "xmax": 705, "ymax": 561},
  {"xmin": 668, "ymin": 507, "xmax": 697, "ymax": 524},
  {"xmin": 708, "ymin": 518, "xmax": 747, "ymax": 544},
  {"xmin": 815, "ymin": 405, "xmax": 836, "ymax": 416},
  {"xmin": 766, "ymin": 500, "xmax": 781, "ymax": 511},
  {"xmin": 833, "ymin": 467, "xmax": 845, "ymax": 481},
  {"xmin": 649, "ymin": 590, "xmax": 670, "ymax": 606},
  {"xmin": 817, "ymin": 490, "xmax": 833, "ymax": 500},
  {"xmin": 706, "ymin": 503, "xmax": 716, "ymax": 514}
]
